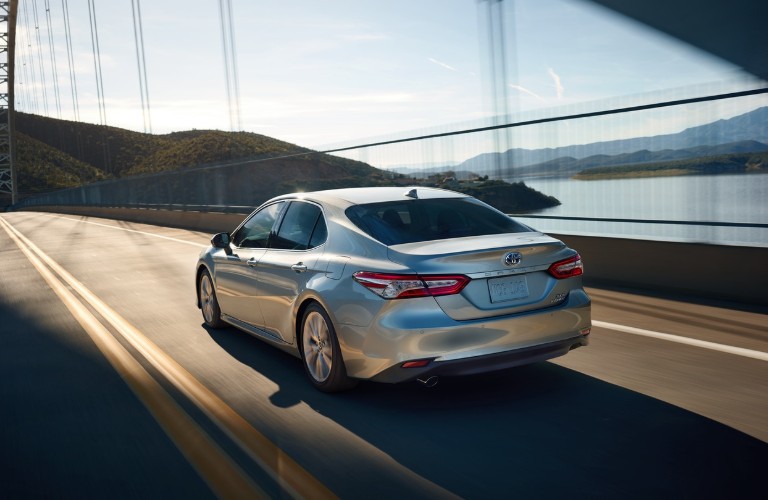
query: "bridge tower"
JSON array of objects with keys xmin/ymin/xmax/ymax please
[{"xmin": 0, "ymin": 0, "xmax": 15, "ymax": 206}]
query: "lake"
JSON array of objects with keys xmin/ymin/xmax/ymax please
[{"xmin": 505, "ymin": 174, "xmax": 768, "ymax": 247}]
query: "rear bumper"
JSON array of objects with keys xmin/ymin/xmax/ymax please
[
  {"xmin": 336, "ymin": 288, "xmax": 591, "ymax": 383},
  {"xmin": 368, "ymin": 333, "xmax": 589, "ymax": 383}
]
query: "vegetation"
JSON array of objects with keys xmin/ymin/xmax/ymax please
[
  {"xmin": 456, "ymin": 180, "xmax": 560, "ymax": 212},
  {"xmin": 413, "ymin": 176, "xmax": 560, "ymax": 212},
  {"xmin": 15, "ymin": 112, "xmax": 313, "ymax": 177},
  {"xmin": 15, "ymin": 133, "xmax": 109, "ymax": 195},
  {"xmin": 574, "ymin": 151, "xmax": 768, "ymax": 180}
]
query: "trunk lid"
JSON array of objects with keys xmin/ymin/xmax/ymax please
[{"xmin": 387, "ymin": 233, "xmax": 579, "ymax": 320}]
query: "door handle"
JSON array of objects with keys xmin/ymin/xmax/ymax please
[
  {"xmin": 247, "ymin": 257, "xmax": 258, "ymax": 267},
  {"xmin": 291, "ymin": 263, "xmax": 308, "ymax": 273}
]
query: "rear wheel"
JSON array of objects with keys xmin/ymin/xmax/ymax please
[
  {"xmin": 300, "ymin": 303, "xmax": 356, "ymax": 392},
  {"xmin": 199, "ymin": 269, "xmax": 226, "ymax": 328}
]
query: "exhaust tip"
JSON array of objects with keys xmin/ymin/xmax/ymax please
[{"xmin": 416, "ymin": 376, "xmax": 439, "ymax": 388}]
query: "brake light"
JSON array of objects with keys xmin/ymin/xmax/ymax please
[
  {"xmin": 548, "ymin": 254, "xmax": 583, "ymax": 279},
  {"xmin": 353, "ymin": 272, "xmax": 470, "ymax": 299}
]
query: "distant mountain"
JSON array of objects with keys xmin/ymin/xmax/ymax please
[
  {"xmin": 505, "ymin": 140, "xmax": 768, "ymax": 179},
  {"xmin": 454, "ymin": 106, "xmax": 768, "ymax": 177},
  {"xmin": 575, "ymin": 150, "xmax": 768, "ymax": 180}
]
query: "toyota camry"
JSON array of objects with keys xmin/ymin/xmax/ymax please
[{"xmin": 196, "ymin": 187, "xmax": 591, "ymax": 391}]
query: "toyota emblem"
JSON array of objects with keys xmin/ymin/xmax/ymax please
[{"xmin": 504, "ymin": 251, "xmax": 522, "ymax": 266}]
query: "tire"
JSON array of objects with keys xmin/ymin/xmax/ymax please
[
  {"xmin": 199, "ymin": 269, "xmax": 226, "ymax": 328},
  {"xmin": 300, "ymin": 303, "xmax": 357, "ymax": 392}
]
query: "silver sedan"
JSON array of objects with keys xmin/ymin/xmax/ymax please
[{"xmin": 196, "ymin": 187, "xmax": 591, "ymax": 391}]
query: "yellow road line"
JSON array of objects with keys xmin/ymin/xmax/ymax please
[
  {"xmin": 0, "ymin": 215, "xmax": 268, "ymax": 499},
  {"xmin": 0, "ymin": 215, "xmax": 336, "ymax": 499}
]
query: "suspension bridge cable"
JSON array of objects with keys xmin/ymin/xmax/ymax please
[
  {"xmin": 130, "ymin": 0, "xmax": 151, "ymax": 133},
  {"xmin": 13, "ymin": 2, "xmax": 29, "ymax": 112},
  {"xmin": 19, "ymin": 1, "xmax": 40, "ymax": 114},
  {"xmin": 44, "ymin": 0, "xmax": 62, "ymax": 118},
  {"xmin": 86, "ymin": 0, "xmax": 106, "ymax": 125},
  {"xmin": 61, "ymin": 0, "xmax": 80, "ymax": 120},
  {"xmin": 217, "ymin": 0, "xmax": 231, "ymax": 130},
  {"xmin": 17, "ymin": 43, "xmax": 32, "ymax": 112},
  {"xmin": 226, "ymin": 0, "xmax": 241, "ymax": 132},
  {"xmin": 31, "ymin": 0, "xmax": 50, "ymax": 115},
  {"xmin": 218, "ymin": 0, "xmax": 240, "ymax": 131}
]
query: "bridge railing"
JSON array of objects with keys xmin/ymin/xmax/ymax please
[{"xmin": 12, "ymin": 80, "xmax": 768, "ymax": 249}]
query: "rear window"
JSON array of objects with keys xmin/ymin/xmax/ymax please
[{"xmin": 345, "ymin": 198, "xmax": 533, "ymax": 245}]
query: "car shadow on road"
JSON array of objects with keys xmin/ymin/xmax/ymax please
[{"xmin": 205, "ymin": 324, "xmax": 768, "ymax": 499}]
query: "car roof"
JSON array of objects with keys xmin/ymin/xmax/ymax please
[{"xmin": 281, "ymin": 186, "xmax": 469, "ymax": 207}]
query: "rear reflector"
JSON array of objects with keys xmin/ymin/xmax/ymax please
[
  {"xmin": 402, "ymin": 359, "xmax": 432, "ymax": 368},
  {"xmin": 353, "ymin": 272, "xmax": 470, "ymax": 299},
  {"xmin": 580, "ymin": 327, "xmax": 591, "ymax": 336},
  {"xmin": 548, "ymin": 254, "xmax": 584, "ymax": 279}
]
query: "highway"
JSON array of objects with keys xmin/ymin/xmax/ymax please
[{"xmin": 1, "ymin": 211, "xmax": 766, "ymax": 499}]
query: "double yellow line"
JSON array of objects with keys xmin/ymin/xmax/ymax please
[{"xmin": 0, "ymin": 216, "xmax": 335, "ymax": 499}]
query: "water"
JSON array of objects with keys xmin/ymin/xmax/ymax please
[{"xmin": 506, "ymin": 174, "xmax": 768, "ymax": 247}]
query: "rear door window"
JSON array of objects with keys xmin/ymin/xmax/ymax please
[{"xmin": 271, "ymin": 201, "xmax": 326, "ymax": 250}]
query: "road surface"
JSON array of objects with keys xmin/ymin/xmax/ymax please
[{"xmin": 1, "ymin": 211, "xmax": 766, "ymax": 499}]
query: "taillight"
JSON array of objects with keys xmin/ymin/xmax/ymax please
[
  {"xmin": 353, "ymin": 272, "xmax": 470, "ymax": 299},
  {"xmin": 548, "ymin": 254, "xmax": 583, "ymax": 279}
]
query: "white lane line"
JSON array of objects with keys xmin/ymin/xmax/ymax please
[
  {"xmin": 37, "ymin": 213, "xmax": 208, "ymax": 248},
  {"xmin": 593, "ymin": 320, "xmax": 768, "ymax": 362}
]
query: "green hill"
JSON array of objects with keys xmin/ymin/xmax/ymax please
[
  {"xmin": 15, "ymin": 112, "xmax": 317, "ymax": 177},
  {"xmin": 124, "ymin": 130, "xmax": 306, "ymax": 175},
  {"xmin": 16, "ymin": 112, "xmax": 165, "ymax": 177},
  {"xmin": 15, "ymin": 132, "xmax": 109, "ymax": 195},
  {"xmin": 13, "ymin": 112, "xmax": 384, "ymax": 198}
]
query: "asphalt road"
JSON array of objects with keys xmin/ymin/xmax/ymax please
[{"xmin": 1, "ymin": 211, "xmax": 766, "ymax": 499}]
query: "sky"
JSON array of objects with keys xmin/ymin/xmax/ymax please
[{"xmin": 10, "ymin": 0, "xmax": 768, "ymax": 168}]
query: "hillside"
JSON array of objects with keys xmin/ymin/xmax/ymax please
[
  {"xmin": 16, "ymin": 132, "xmax": 109, "ymax": 195},
  {"xmin": 16, "ymin": 113, "xmax": 167, "ymax": 177},
  {"xmin": 15, "ymin": 112, "xmax": 316, "ymax": 177},
  {"xmin": 10, "ymin": 112, "xmax": 558, "ymax": 211},
  {"xmin": 124, "ymin": 130, "xmax": 307, "ymax": 175},
  {"xmin": 501, "ymin": 140, "xmax": 768, "ymax": 179},
  {"xmin": 450, "ymin": 180, "xmax": 560, "ymax": 211},
  {"xmin": 13, "ymin": 112, "xmax": 383, "ymax": 190}
]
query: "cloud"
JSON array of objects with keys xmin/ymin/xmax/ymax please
[
  {"xmin": 548, "ymin": 68, "xmax": 564, "ymax": 99},
  {"xmin": 428, "ymin": 58, "xmax": 457, "ymax": 71},
  {"xmin": 508, "ymin": 84, "xmax": 547, "ymax": 103}
]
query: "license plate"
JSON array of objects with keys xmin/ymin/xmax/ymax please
[{"xmin": 488, "ymin": 275, "xmax": 529, "ymax": 303}]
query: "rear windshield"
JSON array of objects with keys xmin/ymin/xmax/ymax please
[{"xmin": 345, "ymin": 198, "xmax": 533, "ymax": 245}]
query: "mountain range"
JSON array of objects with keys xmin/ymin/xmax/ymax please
[{"xmin": 393, "ymin": 106, "xmax": 768, "ymax": 179}]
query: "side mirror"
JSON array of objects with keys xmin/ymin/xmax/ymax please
[{"xmin": 211, "ymin": 233, "xmax": 232, "ymax": 254}]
